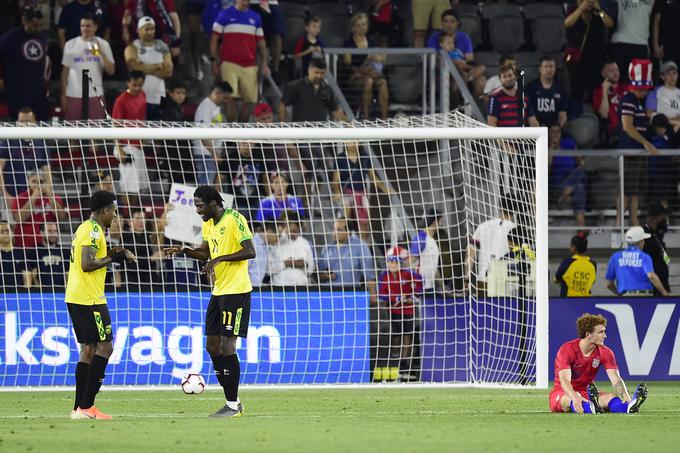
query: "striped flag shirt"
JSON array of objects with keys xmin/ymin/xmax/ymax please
[
  {"xmin": 488, "ymin": 90, "xmax": 534, "ymax": 127},
  {"xmin": 212, "ymin": 6, "xmax": 264, "ymax": 67},
  {"xmin": 618, "ymin": 91, "xmax": 648, "ymax": 149}
]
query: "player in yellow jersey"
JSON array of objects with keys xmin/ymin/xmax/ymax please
[
  {"xmin": 67, "ymin": 191, "xmax": 136, "ymax": 420},
  {"xmin": 164, "ymin": 186, "xmax": 255, "ymax": 418}
]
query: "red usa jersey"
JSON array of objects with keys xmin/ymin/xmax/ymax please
[
  {"xmin": 553, "ymin": 338, "xmax": 618, "ymax": 394},
  {"xmin": 378, "ymin": 269, "xmax": 423, "ymax": 316}
]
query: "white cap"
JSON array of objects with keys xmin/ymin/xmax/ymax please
[
  {"xmin": 137, "ymin": 16, "xmax": 155, "ymax": 30},
  {"xmin": 625, "ymin": 226, "xmax": 651, "ymax": 243}
]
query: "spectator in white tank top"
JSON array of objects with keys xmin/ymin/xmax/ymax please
[{"xmin": 124, "ymin": 16, "xmax": 173, "ymax": 120}]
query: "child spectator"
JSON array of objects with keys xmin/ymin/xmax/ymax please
[
  {"xmin": 160, "ymin": 79, "xmax": 186, "ymax": 122},
  {"xmin": 438, "ymin": 33, "xmax": 485, "ymax": 90},
  {"xmin": 248, "ymin": 221, "xmax": 278, "ymax": 287},
  {"xmin": 293, "ymin": 16, "xmax": 325, "ymax": 76},
  {"xmin": 378, "ymin": 246, "xmax": 423, "ymax": 381}
]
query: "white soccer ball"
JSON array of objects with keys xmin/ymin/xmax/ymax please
[{"xmin": 181, "ymin": 373, "xmax": 206, "ymax": 394}]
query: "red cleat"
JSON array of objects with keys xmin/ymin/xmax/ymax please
[{"xmin": 73, "ymin": 406, "xmax": 112, "ymax": 420}]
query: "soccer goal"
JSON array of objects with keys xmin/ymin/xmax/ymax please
[{"xmin": 0, "ymin": 112, "xmax": 548, "ymax": 389}]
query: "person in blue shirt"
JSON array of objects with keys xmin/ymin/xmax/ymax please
[
  {"xmin": 255, "ymin": 172, "xmax": 305, "ymax": 221},
  {"xmin": 606, "ymin": 226, "xmax": 669, "ymax": 296},
  {"xmin": 549, "ymin": 124, "xmax": 586, "ymax": 228},
  {"xmin": 317, "ymin": 218, "xmax": 376, "ymax": 301}
]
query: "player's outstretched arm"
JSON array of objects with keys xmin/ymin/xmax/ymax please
[
  {"xmin": 606, "ymin": 369, "xmax": 631, "ymax": 402},
  {"xmin": 558, "ymin": 369, "xmax": 585, "ymax": 413},
  {"xmin": 164, "ymin": 241, "xmax": 211, "ymax": 261}
]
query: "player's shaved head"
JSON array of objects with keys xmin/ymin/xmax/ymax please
[{"xmin": 577, "ymin": 313, "xmax": 607, "ymax": 338}]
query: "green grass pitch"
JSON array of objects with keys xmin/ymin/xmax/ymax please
[{"xmin": 1, "ymin": 383, "xmax": 679, "ymax": 452}]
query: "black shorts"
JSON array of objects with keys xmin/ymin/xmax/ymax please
[
  {"xmin": 67, "ymin": 303, "xmax": 113, "ymax": 344},
  {"xmin": 205, "ymin": 293, "xmax": 251, "ymax": 337},
  {"xmin": 390, "ymin": 313, "xmax": 415, "ymax": 335}
]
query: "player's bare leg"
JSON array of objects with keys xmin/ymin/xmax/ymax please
[
  {"xmin": 389, "ymin": 334, "xmax": 402, "ymax": 380},
  {"xmin": 400, "ymin": 333, "xmax": 414, "ymax": 380}
]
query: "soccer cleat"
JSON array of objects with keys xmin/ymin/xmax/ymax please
[
  {"xmin": 73, "ymin": 406, "xmax": 113, "ymax": 420},
  {"xmin": 209, "ymin": 403, "xmax": 244, "ymax": 418},
  {"xmin": 628, "ymin": 383, "xmax": 648, "ymax": 413},
  {"xmin": 587, "ymin": 383, "xmax": 604, "ymax": 414}
]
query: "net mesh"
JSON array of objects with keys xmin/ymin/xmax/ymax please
[{"xmin": 0, "ymin": 111, "xmax": 541, "ymax": 387}]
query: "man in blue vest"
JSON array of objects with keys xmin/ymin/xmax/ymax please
[{"xmin": 605, "ymin": 226, "xmax": 669, "ymax": 296}]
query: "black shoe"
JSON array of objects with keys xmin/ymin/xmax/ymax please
[
  {"xmin": 208, "ymin": 403, "xmax": 244, "ymax": 418},
  {"xmin": 587, "ymin": 383, "xmax": 604, "ymax": 413},
  {"xmin": 628, "ymin": 383, "xmax": 648, "ymax": 413}
]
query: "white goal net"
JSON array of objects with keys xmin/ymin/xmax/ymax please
[{"xmin": 0, "ymin": 112, "xmax": 548, "ymax": 388}]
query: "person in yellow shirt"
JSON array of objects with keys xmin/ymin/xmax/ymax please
[
  {"xmin": 164, "ymin": 185, "xmax": 255, "ymax": 418},
  {"xmin": 66, "ymin": 191, "xmax": 136, "ymax": 420},
  {"xmin": 554, "ymin": 234, "xmax": 597, "ymax": 297}
]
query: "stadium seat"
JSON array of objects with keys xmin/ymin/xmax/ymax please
[
  {"xmin": 564, "ymin": 113, "xmax": 600, "ymax": 148},
  {"xmin": 308, "ymin": 1, "xmax": 348, "ymax": 18},
  {"xmin": 474, "ymin": 51, "xmax": 501, "ymax": 78},
  {"xmin": 319, "ymin": 15, "xmax": 351, "ymax": 48},
  {"xmin": 514, "ymin": 51, "xmax": 541, "ymax": 82},
  {"xmin": 481, "ymin": 3, "xmax": 524, "ymax": 53},
  {"xmin": 523, "ymin": 3, "xmax": 566, "ymax": 54},
  {"xmin": 283, "ymin": 16, "xmax": 306, "ymax": 54},
  {"xmin": 386, "ymin": 55, "xmax": 423, "ymax": 106},
  {"xmin": 455, "ymin": 5, "xmax": 483, "ymax": 49},
  {"xmin": 280, "ymin": 1, "xmax": 308, "ymax": 18}
]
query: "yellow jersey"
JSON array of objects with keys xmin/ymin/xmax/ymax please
[
  {"xmin": 554, "ymin": 255, "xmax": 597, "ymax": 297},
  {"xmin": 65, "ymin": 219, "xmax": 108, "ymax": 305},
  {"xmin": 203, "ymin": 208, "xmax": 253, "ymax": 295}
]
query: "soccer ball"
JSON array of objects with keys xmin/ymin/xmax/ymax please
[{"xmin": 181, "ymin": 373, "xmax": 205, "ymax": 394}]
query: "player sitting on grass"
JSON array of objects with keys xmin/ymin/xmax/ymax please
[
  {"xmin": 550, "ymin": 313, "xmax": 648, "ymax": 414},
  {"xmin": 164, "ymin": 186, "xmax": 255, "ymax": 418},
  {"xmin": 68, "ymin": 191, "xmax": 137, "ymax": 420}
]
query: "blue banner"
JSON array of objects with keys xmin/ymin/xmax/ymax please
[
  {"xmin": 0, "ymin": 292, "xmax": 371, "ymax": 386},
  {"xmin": 549, "ymin": 298, "xmax": 680, "ymax": 381}
]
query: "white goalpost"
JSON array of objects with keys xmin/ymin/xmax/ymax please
[{"xmin": 0, "ymin": 112, "xmax": 548, "ymax": 390}]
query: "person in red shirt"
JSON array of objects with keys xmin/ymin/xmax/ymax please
[
  {"xmin": 11, "ymin": 172, "xmax": 67, "ymax": 248},
  {"xmin": 112, "ymin": 70, "xmax": 150, "ymax": 196},
  {"xmin": 592, "ymin": 61, "xmax": 626, "ymax": 145},
  {"xmin": 551, "ymin": 313, "xmax": 648, "ymax": 414},
  {"xmin": 378, "ymin": 246, "xmax": 423, "ymax": 381}
]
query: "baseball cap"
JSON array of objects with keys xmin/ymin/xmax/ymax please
[
  {"xmin": 254, "ymin": 103, "xmax": 272, "ymax": 117},
  {"xmin": 386, "ymin": 246, "xmax": 409, "ymax": 262},
  {"xmin": 628, "ymin": 59, "xmax": 654, "ymax": 91},
  {"xmin": 137, "ymin": 16, "xmax": 155, "ymax": 30},
  {"xmin": 661, "ymin": 61, "xmax": 678, "ymax": 74},
  {"xmin": 625, "ymin": 226, "xmax": 651, "ymax": 243}
]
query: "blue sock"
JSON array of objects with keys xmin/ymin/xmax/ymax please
[
  {"xmin": 608, "ymin": 397, "xmax": 629, "ymax": 413},
  {"xmin": 570, "ymin": 400, "xmax": 594, "ymax": 414}
]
